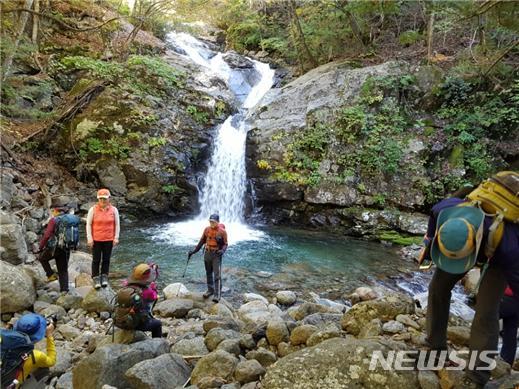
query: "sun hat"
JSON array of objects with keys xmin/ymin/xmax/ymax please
[
  {"xmin": 97, "ymin": 189, "xmax": 111, "ymax": 199},
  {"xmin": 127, "ymin": 263, "xmax": 152, "ymax": 285},
  {"xmin": 14, "ymin": 313, "xmax": 47, "ymax": 342},
  {"xmin": 430, "ymin": 205, "xmax": 485, "ymax": 274},
  {"xmin": 209, "ymin": 213, "xmax": 220, "ymax": 222}
]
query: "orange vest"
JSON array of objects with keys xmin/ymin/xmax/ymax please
[
  {"xmin": 92, "ymin": 205, "xmax": 116, "ymax": 241},
  {"xmin": 204, "ymin": 226, "xmax": 225, "ymax": 250}
]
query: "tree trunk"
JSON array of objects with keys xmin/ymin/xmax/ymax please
[
  {"xmin": 426, "ymin": 10, "xmax": 435, "ymax": 63},
  {"xmin": 2, "ymin": 0, "xmax": 35, "ymax": 81},
  {"xmin": 288, "ymin": 0, "xmax": 318, "ymax": 69},
  {"xmin": 32, "ymin": 0, "xmax": 39, "ymax": 43}
]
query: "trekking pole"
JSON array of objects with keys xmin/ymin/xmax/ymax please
[{"xmin": 182, "ymin": 253, "xmax": 192, "ymax": 278}]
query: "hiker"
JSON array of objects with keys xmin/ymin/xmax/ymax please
[
  {"xmin": 420, "ymin": 171, "xmax": 519, "ymax": 388},
  {"xmin": 38, "ymin": 203, "xmax": 80, "ymax": 293},
  {"xmin": 499, "ymin": 285, "xmax": 518, "ymax": 366},
  {"xmin": 86, "ymin": 188, "xmax": 120, "ymax": 289},
  {"xmin": 188, "ymin": 213, "xmax": 228, "ymax": 303},
  {"xmin": 114, "ymin": 263, "xmax": 162, "ymax": 338},
  {"xmin": 0, "ymin": 313, "xmax": 56, "ymax": 388}
]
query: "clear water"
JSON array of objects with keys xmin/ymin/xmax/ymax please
[{"xmin": 110, "ymin": 222, "xmax": 411, "ymax": 301}]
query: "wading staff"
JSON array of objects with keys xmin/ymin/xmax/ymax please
[{"xmin": 182, "ymin": 252, "xmax": 193, "ymax": 278}]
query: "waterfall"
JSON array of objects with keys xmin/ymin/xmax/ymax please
[{"xmin": 155, "ymin": 32, "xmax": 275, "ymax": 245}]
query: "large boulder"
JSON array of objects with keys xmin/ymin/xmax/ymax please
[
  {"xmin": 0, "ymin": 261, "xmax": 36, "ymax": 312},
  {"xmin": 261, "ymin": 338, "xmax": 419, "ymax": 388},
  {"xmin": 69, "ymin": 251, "xmax": 93, "ymax": 275},
  {"xmin": 95, "ymin": 158, "xmax": 128, "ymax": 196},
  {"xmin": 0, "ymin": 211, "xmax": 28, "ymax": 264},
  {"xmin": 171, "ymin": 337, "xmax": 209, "ymax": 357},
  {"xmin": 289, "ymin": 302, "xmax": 341, "ymax": 321},
  {"xmin": 72, "ymin": 339, "xmax": 170, "ymax": 389},
  {"xmin": 204, "ymin": 328, "xmax": 241, "ymax": 351},
  {"xmin": 81, "ymin": 287, "xmax": 116, "ymax": 312},
  {"xmin": 234, "ymin": 359, "xmax": 266, "ymax": 384},
  {"xmin": 125, "ymin": 353, "xmax": 192, "ymax": 389},
  {"xmin": 190, "ymin": 350, "xmax": 238, "ymax": 386},
  {"xmin": 163, "ymin": 283, "xmax": 190, "ymax": 299},
  {"xmin": 155, "ymin": 298, "xmax": 193, "ymax": 318},
  {"xmin": 238, "ymin": 300, "xmax": 281, "ymax": 326},
  {"xmin": 276, "ymin": 290, "xmax": 296, "ymax": 305},
  {"xmin": 341, "ymin": 293, "xmax": 415, "ymax": 336}
]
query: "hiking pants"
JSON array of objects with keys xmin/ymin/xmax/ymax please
[
  {"xmin": 92, "ymin": 241, "xmax": 113, "ymax": 277},
  {"xmin": 499, "ymin": 295, "xmax": 519, "ymax": 365},
  {"xmin": 54, "ymin": 247, "xmax": 70, "ymax": 292},
  {"xmin": 136, "ymin": 318, "xmax": 162, "ymax": 338},
  {"xmin": 426, "ymin": 266, "xmax": 506, "ymax": 385},
  {"xmin": 38, "ymin": 247, "xmax": 55, "ymax": 277},
  {"xmin": 204, "ymin": 250, "xmax": 222, "ymax": 299}
]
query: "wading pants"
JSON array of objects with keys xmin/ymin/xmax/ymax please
[
  {"xmin": 499, "ymin": 295, "xmax": 519, "ymax": 365},
  {"xmin": 426, "ymin": 266, "xmax": 506, "ymax": 385},
  {"xmin": 204, "ymin": 250, "xmax": 222, "ymax": 299}
]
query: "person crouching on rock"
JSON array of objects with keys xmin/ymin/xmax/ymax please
[
  {"xmin": 115, "ymin": 263, "xmax": 162, "ymax": 338},
  {"xmin": 188, "ymin": 213, "xmax": 228, "ymax": 303}
]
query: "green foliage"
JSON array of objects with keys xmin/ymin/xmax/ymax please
[
  {"xmin": 186, "ymin": 105, "xmax": 209, "ymax": 124},
  {"xmin": 148, "ymin": 136, "xmax": 167, "ymax": 148},
  {"xmin": 398, "ymin": 30, "xmax": 422, "ymax": 46},
  {"xmin": 162, "ymin": 184, "xmax": 180, "ymax": 194},
  {"xmin": 79, "ymin": 135, "xmax": 131, "ymax": 160},
  {"xmin": 378, "ymin": 230, "xmax": 422, "ymax": 246}
]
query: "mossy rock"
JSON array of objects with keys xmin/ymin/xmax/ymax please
[{"xmin": 378, "ymin": 230, "xmax": 422, "ymax": 246}]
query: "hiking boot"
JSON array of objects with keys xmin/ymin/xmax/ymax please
[
  {"xmin": 203, "ymin": 290, "xmax": 214, "ymax": 299},
  {"xmin": 101, "ymin": 274, "xmax": 108, "ymax": 288},
  {"xmin": 212, "ymin": 297, "xmax": 220, "ymax": 303},
  {"xmin": 47, "ymin": 273, "xmax": 58, "ymax": 282},
  {"xmin": 93, "ymin": 276, "xmax": 101, "ymax": 289}
]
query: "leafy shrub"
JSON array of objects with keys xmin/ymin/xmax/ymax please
[{"xmin": 398, "ymin": 30, "xmax": 422, "ymax": 46}]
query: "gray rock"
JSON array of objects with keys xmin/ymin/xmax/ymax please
[
  {"xmin": 205, "ymin": 328, "xmax": 240, "ymax": 351},
  {"xmin": 57, "ymin": 324, "xmax": 81, "ymax": 340},
  {"xmin": 171, "ymin": 337, "xmax": 209, "ymax": 357},
  {"xmin": 81, "ymin": 287, "xmax": 116, "ymax": 312},
  {"xmin": 190, "ymin": 350, "xmax": 238, "ymax": 386},
  {"xmin": 358, "ymin": 319, "xmax": 382, "ymax": 339},
  {"xmin": 0, "ymin": 261, "xmax": 35, "ymax": 312},
  {"xmin": 125, "ymin": 353, "xmax": 192, "ymax": 389},
  {"xmin": 49, "ymin": 349, "xmax": 72, "ymax": 376},
  {"xmin": 0, "ymin": 211, "xmax": 28, "ymax": 264},
  {"xmin": 382, "ymin": 320, "xmax": 405, "ymax": 334},
  {"xmin": 95, "ymin": 158, "xmax": 127, "ymax": 196},
  {"xmin": 216, "ymin": 338, "xmax": 241, "ymax": 356},
  {"xmin": 275, "ymin": 290, "xmax": 296, "ymax": 305},
  {"xmin": 56, "ymin": 290, "xmax": 83, "ymax": 310},
  {"xmin": 155, "ymin": 298, "xmax": 194, "ymax": 318},
  {"xmin": 446, "ymin": 326, "xmax": 471, "ymax": 346},
  {"xmin": 234, "ymin": 359, "xmax": 266, "ymax": 384},
  {"xmin": 290, "ymin": 324, "xmax": 318, "ymax": 346},
  {"xmin": 289, "ymin": 302, "xmax": 341, "ymax": 321},
  {"xmin": 266, "ymin": 320, "xmax": 289, "ymax": 346},
  {"xmin": 396, "ymin": 314, "xmax": 421, "ymax": 330},
  {"xmin": 55, "ymin": 371, "xmax": 73, "ymax": 389},
  {"xmin": 238, "ymin": 300, "xmax": 280, "ymax": 326},
  {"xmin": 302, "ymin": 313, "xmax": 343, "ymax": 329},
  {"xmin": 306, "ymin": 326, "xmax": 341, "ymax": 347},
  {"xmin": 239, "ymin": 334, "xmax": 256, "ymax": 350},
  {"xmin": 72, "ymin": 339, "xmax": 169, "ymax": 389},
  {"xmin": 417, "ymin": 370, "xmax": 440, "ymax": 389},
  {"xmin": 202, "ymin": 315, "xmax": 241, "ymax": 332},
  {"xmin": 245, "ymin": 347, "xmax": 277, "ymax": 368},
  {"xmin": 0, "ymin": 173, "xmax": 15, "ymax": 206},
  {"xmin": 262, "ymin": 338, "xmax": 419, "ymax": 389}
]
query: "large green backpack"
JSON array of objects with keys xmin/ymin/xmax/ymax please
[{"xmin": 113, "ymin": 286, "xmax": 145, "ymax": 330}]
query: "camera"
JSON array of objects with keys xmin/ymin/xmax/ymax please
[{"xmin": 46, "ymin": 314, "xmax": 58, "ymax": 326}]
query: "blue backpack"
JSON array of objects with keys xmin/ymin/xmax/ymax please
[
  {"xmin": 54, "ymin": 214, "xmax": 80, "ymax": 250},
  {"xmin": 0, "ymin": 329, "xmax": 35, "ymax": 388}
]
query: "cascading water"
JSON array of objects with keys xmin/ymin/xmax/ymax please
[{"xmin": 154, "ymin": 32, "xmax": 275, "ymax": 245}]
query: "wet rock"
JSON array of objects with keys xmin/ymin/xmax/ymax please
[
  {"xmin": 238, "ymin": 300, "xmax": 280, "ymax": 326},
  {"xmin": 244, "ymin": 292, "xmax": 269, "ymax": 305},
  {"xmin": 354, "ymin": 287, "xmax": 378, "ymax": 301},
  {"xmin": 125, "ymin": 353, "xmax": 192, "ymax": 389},
  {"xmin": 290, "ymin": 302, "xmax": 341, "ymax": 321},
  {"xmin": 261, "ymin": 338, "xmax": 419, "ymax": 389},
  {"xmin": 155, "ymin": 298, "xmax": 193, "ymax": 318},
  {"xmin": 0, "ymin": 261, "xmax": 35, "ymax": 312},
  {"xmin": 72, "ymin": 339, "xmax": 169, "ymax": 389},
  {"xmin": 171, "ymin": 336, "xmax": 209, "ymax": 357},
  {"xmin": 276, "ymin": 291, "xmax": 296, "ymax": 305},
  {"xmin": 302, "ymin": 313, "xmax": 343, "ymax": 329},
  {"xmin": 290, "ymin": 324, "xmax": 318, "ymax": 346},
  {"xmin": 341, "ymin": 293, "xmax": 415, "ymax": 336},
  {"xmin": 190, "ymin": 350, "xmax": 238, "ymax": 386},
  {"xmin": 163, "ymin": 282, "xmax": 190, "ymax": 299},
  {"xmin": 245, "ymin": 347, "xmax": 277, "ymax": 368},
  {"xmin": 396, "ymin": 314, "xmax": 421, "ymax": 330},
  {"xmin": 266, "ymin": 320, "xmax": 289, "ymax": 346},
  {"xmin": 223, "ymin": 51, "xmax": 255, "ymax": 69},
  {"xmin": 234, "ymin": 359, "xmax": 266, "ymax": 384}
]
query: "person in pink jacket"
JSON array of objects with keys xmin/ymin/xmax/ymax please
[{"xmin": 86, "ymin": 189, "xmax": 120, "ymax": 289}]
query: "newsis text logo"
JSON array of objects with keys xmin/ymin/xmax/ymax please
[{"xmin": 368, "ymin": 350, "xmax": 498, "ymax": 371}]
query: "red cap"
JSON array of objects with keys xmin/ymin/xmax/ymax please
[{"xmin": 97, "ymin": 189, "xmax": 111, "ymax": 199}]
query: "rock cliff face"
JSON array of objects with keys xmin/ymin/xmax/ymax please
[{"xmin": 245, "ymin": 60, "xmax": 518, "ymax": 237}]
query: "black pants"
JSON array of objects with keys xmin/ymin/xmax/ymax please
[
  {"xmin": 92, "ymin": 241, "xmax": 113, "ymax": 277},
  {"xmin": 204, "ymin": 250, "xmax": 222, "ymax": 299},
  {"xmin": 38, "ymin": 247, "xmax": 55, "ymax": 277},
  {"xmin": 499, "ymin": 295, "xmax": 519, "ymax": 365},
  {"xmin": 54, "ymin": 247, "xmax": 70, "ymax": 292},
  {"xmin": 426, "ymin": 266, "xmax": 506, "ymax": 385},
  {"xmin": 136, "ymin": 318, "xmax": 162, "ymax": 338}
]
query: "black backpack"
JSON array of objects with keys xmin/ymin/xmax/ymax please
[
  {"xmin": 54, "ymin": 214, "xmax": 80, "ymax": 250},
  {"xmin": 0, "ymin": 329, "xmax": 35, "ymax": 388}
]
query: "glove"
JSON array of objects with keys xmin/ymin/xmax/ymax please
[{"xmin": 149, "ymin": 281, "xmax": 157, "ymax": 291}]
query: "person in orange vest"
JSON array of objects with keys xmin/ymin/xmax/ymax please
[
  {"xmin": 188, "ymin": 214, "xmax": 228, "ymax": 303},
  {"xmin": 86, "ymin": 189, "xmax": 120, "ymax": 289}
]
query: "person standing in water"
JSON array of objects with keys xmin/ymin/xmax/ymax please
[
  {"xmin": 86, "ymin": 189, "xmax": 120, "ymax": 289},
  {"xmin": 188, "ymin": 214, "xmax": 228, "ymax": 303}
]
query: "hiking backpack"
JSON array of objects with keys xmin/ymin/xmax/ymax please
[
  {"xmin": 54, "ymin": 214, "xmax": 80, "ymax": 250},
  {"xmin": 0, "ymin": 329, "xmax": 35, "ymax": 388},
  {"xmin": 466, "ymin": 171, "xmax": 519, "ymax": 258},
  {"xmin": 113, "ymin": 286, "xmax": 145, "ymax": 330}
]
